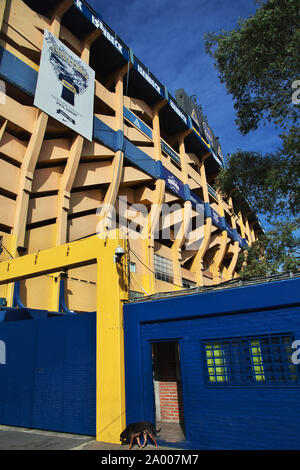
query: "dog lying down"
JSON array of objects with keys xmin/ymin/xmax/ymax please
[{"xmin": 120, "ymin": 421, "xmax": 161, "ymax": 449}]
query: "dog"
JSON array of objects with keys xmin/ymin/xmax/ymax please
[{"xmin": 120, "ymin": 421, "xmax": 161, "ymax": 449}]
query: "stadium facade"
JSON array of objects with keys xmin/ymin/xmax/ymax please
[
  {"xmin": 0, "ymin": 0, "xmax": 275, "ymax": 447},
  {"xmin": 0, "ymin": 0, "xmax": 261, "ymax": 313}
]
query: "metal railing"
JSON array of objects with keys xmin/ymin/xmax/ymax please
[{"xmin": 207, "ymin": 183, "xmax": 218, "ymax": 201}]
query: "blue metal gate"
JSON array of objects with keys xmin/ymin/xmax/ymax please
[{"xmin": 0, "ymin": 309, "xmax": 96, "ymax": 435}]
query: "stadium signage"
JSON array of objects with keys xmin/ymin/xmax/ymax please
[
  {"xmin": 217, "ymin": 145, "xmax": 223, "ymax": 161},
  {"xmin": 161, "ymin": 140, "xmax": 181, "ymax": 165},
  {"xmin": 202, "ymin": 121, "xmax": 213, "ymax": 146},
  {"xmin": 34, "ymin": 30, "xmax": 95, "ymax": 141},
  {"xmin": 167, "ymin": 175, "xmax": 180, "ymax": 193},
  {"xmin": 74, "ymin": 1, "xmax": 124, "ymax": 56},
  {"xmin": 189, "ymin": 192, "xmax": 205, "ymax": 216},
  {"xmin": 189, "ymin": 192, "xmax": 204, "ymax": 206},
  {"xmin": 169, "ymin": 99, "xmax": 188, "ymax": 125},
  {"xmin": 239, "ymin": 237, "xmax": 248, "ymax": 248},
  {"xmin": 136, "ymin": 63, "xmax": 162, "ymax": 96},
  {"xmin": 161, "ymin": 167, "xmax": 185, "ymax": 199},
  {"xmin": 211, "ymin": 208, "xmax": 221, "ymax": 227},
  {"xmin": 211, "ymin": 150, "xmax": 223, "ymax": 167},
  {"xmin": 97, "ymin": 19, "xmax": 123, "ymax": 55},
  {"xmin": 123, "ymin": 107, "xmax": 153, "ymax": 139},
  {"xmin": 191, "ymin": 108, "xmax": 200, "ymax": 127},
  {"xmin": 225, "ymin": 223, "xmax": 236, "ymax": 240}
]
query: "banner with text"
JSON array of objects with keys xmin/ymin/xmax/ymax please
[{"xmin": 34, "ymin": 30, "xmax": 95, "ymax": 141}]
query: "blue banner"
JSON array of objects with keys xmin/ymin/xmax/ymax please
[
  {"xmin": 133, "ymin": 60, "xmax": 164, "ymax": 98},
  {"xmin": 191, "ymin": 127, "xmax": 210, "ymax": 152},
  {"xmin": 211, "ymin": 150, "xmax": 223, "ymax": 167},
  {"xmin": 160, "ymin": 166, "xmax": 186, "ymax": 199},
  {"xmin": 211, "ymin": 209, "xmax": 225, "ymax": 230},
  {"xmin": 237, "ymin": 234, "xmax": 248, "ymax": 249},
  {"xmin": 161, "ymin": 140, "xmax": 181, "ymax": 166},
  {"xmin": 189, "ymin": 192, "xmax": 205, "ymax": 215},
  {"xmin": 73, "ymin": 0, "xmax": 129, "ymax": 61},
  {"xmin": 123, "ymin": 107, "xmax": 153, "ymax": 139},
  {"xmin": 168, "ymin": 97, "xmax": 188, "ymax": 126},
  {"xmin": 225, "ymin": 223, "xmax": 236, "ymax": 241}
]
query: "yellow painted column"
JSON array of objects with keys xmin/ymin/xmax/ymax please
[
  {"xmin": 190, "ymin": 156, "xmax": 212, "ymax": 285},
  {"xmin": 171, "ymin": 237, "xmax": 183, "ymax": 290},
  {"xmin": 225, "ymin": 198, "xmax": 240, "ymax": 280},
  {"xmin": 141, "ymin": 101, "xmax": 167, "ymax": 294},
  {"xmin": 172, "ymin": 200, "xmax": 192, "ymax": 290},
  {"xmin": 97, "ymin": 67, "xmax": 128, "ymax": 234},
  {"xmin": 245, "ymin": 215, "xmax": 254, "ymax": 246},
  {"xmin": 11, "ymin": 110, "xmax": 48, "ymax": 251},
  {"xmin": 152, "ymin": 101, "xmax": 167, "ymax": 161},
  {"xmin": 178, "ymin": 131, "xmax": 192, "ymax": 185},
  {"xmin": 51, "ymin": 135, "xmax": 85, "ymax": 310},
  {"xmin": 115, "ymin": 63, "xmax": 131, "ymax": 130},
  {"xmin": 0, "ymin": 120, "xmax": 13, "ymax": 302},
  {"xmin": 96, "ymin": 233, "xmax": 128, "ymax": 443},
  {"xmin": 0, "ymin": 120, "xmax": 7, "ymax": 141},
  {"xmin": 210, "ymin": 195, "xmax": 228, "ymax": 284},
  {"xmin": 171, "ymin": 133, "xmax": 193, "ymax": 290},
  {"xmin": 142, "ymin": 179, "xmax": 165, "ymax": 294},
  {"xmin": 50, "ymin": 0, "xmax": 73, "ymax": 36},
  {"xmin": 250, "ymin": 223, "xmax": 256, "ymax": 243},
  {"xmin": 6, "ymin": 110, "xmax": 48, "ymax": 306},
  {"xmin": 55, "ymin": 135, "xmax": 85, "ymax": 246},
  {"xmin": 238, "ymin": 211, "xmax": 246, "ymax": 239}
]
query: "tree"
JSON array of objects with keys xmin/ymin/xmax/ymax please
[{"xmin": 204, "ymin": 0, "xmax": 300, "ymax": 277}]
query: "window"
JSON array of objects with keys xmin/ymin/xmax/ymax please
[
  {"xmin": 129, "ymin": 262, "xmax": 136, "ymax": 273},
  {"xmin": 205, "ymin": 343, "xmax": 228, "ymax": 383},
  {"xmin": 249, "ymin": 340, "xmax": 265, "ymax": 382},
  {"xmin": 154, "ymin": 254, "xmax": 173, "ymax": 284},
  {"xmin": 182, "ymin": 279, "xmax": 196, "ymax": 289},
  {"xmin": 202, "ymin": 334, "xmax": 299, "ymax": 385}
]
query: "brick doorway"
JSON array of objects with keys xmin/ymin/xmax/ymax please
[{"xmin": 152, "ymin": 341, "xmax": 185, "ymax": 440}]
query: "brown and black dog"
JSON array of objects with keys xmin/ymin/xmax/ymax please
[{"xmin": 120, "ymin": 421, "xmax": 161, "ymax": 449}]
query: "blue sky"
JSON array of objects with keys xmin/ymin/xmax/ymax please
[{"xmin": 87, "ymin": 0, "xmax": 281, "ymax": 162}]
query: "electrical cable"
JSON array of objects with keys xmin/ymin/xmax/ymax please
[
  {"xmin": 129, "ymin": 272, "xmax": 150, "ymax": 296},
  {"xmin": 0, "ymin": 240, "xmax": 14, "ymax": 259},
  {"xmin": 129, "ymin": 246, "xmax": 184, "ymax": 290}
]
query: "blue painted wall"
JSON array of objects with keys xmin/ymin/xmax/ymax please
[
  {"xmin": 0, "ymin": 312, "xmax": 96, "ymax": 435},
  {"xmin": 123, "ymin": 277, "xmax": 300, "ymax": 449}
]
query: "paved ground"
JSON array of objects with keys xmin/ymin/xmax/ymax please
[
  {"xmin": 0, "ymin": 425, "xmax": 184, "ymax": 451},
  {"xmin": 0, "ymin": 425, "xmax": 93, "ymax": 450}
]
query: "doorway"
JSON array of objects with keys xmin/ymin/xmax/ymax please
[{"xmin": 151, "ymin": 341, "xmax": 185, "ymax": 441}]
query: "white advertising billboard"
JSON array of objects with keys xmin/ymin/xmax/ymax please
[{"xmin": 34, "ymin": 30, "xmax": 95, "ymax": 141}]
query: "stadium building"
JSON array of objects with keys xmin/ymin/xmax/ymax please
[
  {"xmin": 0, "ymin": 0, "xmax": 261, "ymax": 312},
  {"xmin": 3, "ymin": 1, "xmax": 295, "ymax": 451}
]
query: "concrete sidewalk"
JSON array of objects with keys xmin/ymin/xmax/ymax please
[
  {"xmin": 0, "ymin": 425, "xmax": 183, "ymax": 451},
  {"xmin": 0, "ymin": 425, "xmax": 93, "ymax": 450}
]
